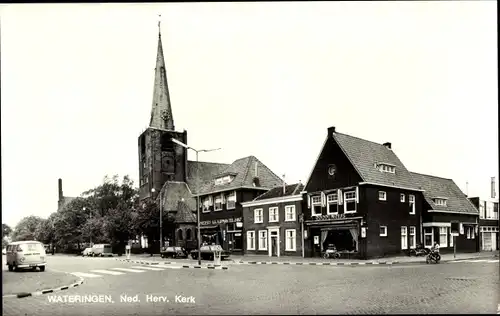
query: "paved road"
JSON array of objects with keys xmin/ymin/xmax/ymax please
[{"xmin": 2, "ymin": 256, "xmax": 498, "ymax": 315}]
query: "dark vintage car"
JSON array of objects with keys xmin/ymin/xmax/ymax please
[
  {"xmin": 190, "ymin": 245, "xmax": 230, "ymax": 261},
  {"xmin": 161, "ymin": 246, "xmax": 188, "ymax": 259}
]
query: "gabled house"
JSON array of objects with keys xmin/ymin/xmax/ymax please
[
  {"xmin": 195, "ymin": 156, "xmax": 283, "ymax": 254},
  {"xmin": 410, "ymin": 172, "xmax": 480, "ymax": 253},
  {"xmin": 302, "ymin": 127, "xmax": 424, "ymax": 259},
  {"xmin": 241, "ymin": 183, "xmax": 305, "ymax": 257},
  {"xmin": 468, "ymin": 197, "xmax": 499, "ymax": 251}
]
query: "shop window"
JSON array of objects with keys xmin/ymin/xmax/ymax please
[
  {"xmin": 258, "ymin": 230, "xmax": 267, "ymax": 250},
  {"xmin": 285, "ymin": 229, "xmax": 296, "ymax": 251},
  {"xmin": 269, "ymin": 207, "xmax": 279, "ymax": 222},
  {"xmin": 380, "ymin": 226, "xmax": 387, "ymax": 237},
  {"xmin": 254, "ymin": 209, "xmax": 263, "ymax": 223},
  {"xmin": 439, "ymin": 227, "xmax": 447, "ymax": 246},
  {"xmin": 327, "ymin": 193, "xmax": 338, "ymax": 214},
  {"xmin": 246, "ymin": 231, "xmax": 255, "ymax": 250},
  {"xmin": 424, "ymin": 227, "xmax": 433, "ymax": 247}
]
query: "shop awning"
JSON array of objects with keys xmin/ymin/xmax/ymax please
[{"xmin": 200, "ymin": 225, "xmax": 219, "ymax": 230}]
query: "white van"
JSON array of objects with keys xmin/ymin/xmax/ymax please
[{"xmin": 6, "ymin": 241, "xmax": 46, "ymax": 272}]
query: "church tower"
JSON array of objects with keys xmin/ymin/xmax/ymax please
[{"xmin": 138, "ymin": 21, "xmax": 188, "ymax": 201}]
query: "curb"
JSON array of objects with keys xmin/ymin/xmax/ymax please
[
  {"xmin": 233, "ymin": 261, "xmax": 399, "ymax": 266},
  {"xmin": 3, "ymin": 277, "xmax": 84, "ymax": 299},
  {"xmin": 115, "ymin": 258, "xmax": 229, "ymax": 270}
]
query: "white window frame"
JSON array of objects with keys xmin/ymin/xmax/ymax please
[
  {"xmin": 409, "ymin": 226, "xmax": 416, "ymax": 249},
  {"xmin": 400, "ymin": 194, "xmax": 405, "ymax": 203},
  {"xmin": 311, "ymin": 196, "xmax": 322, "ymax": 216},
  {"xmin": 380, "ymin": 225, "xmax": 387, "ymax": 237},
  {"xmin": 258, "ymin": 230, "xmax": 267, "ymax": 250},
  {"xmin": 434, "ymin": 198, "xmax": 447, "ymax": 206},
  {"xmin": 269, "ymin": 207, "xmax": 279, "ymax": 223},
  {"xmin": 254, "ymin": 208, "xmax": 263, "ymax": 224},
  {"xmin": 466, "ymin": 226, "xmax": 475, "ymax": 239},
  {"xmin": 344, "ymin": 191, "xmax": 357, "ymax": 214},
  {"xmin": 226, "ymin": 191, "xmax": 236, "ymax": 210},
  {"xmin": 214, "ymin": 196, "xmax": 223, "ymax": 211},
  {"xmin": 409, "ymin": 195, "xmax": 415, "ymax": 215},
  {"xmin": 401, "ymin": 226, "xmax": 408, "ymax": 250},
  {"xmin": 285, "ymin": 229, "xmax": 296, "ymax": 251},
  {"xmin": 246, "ymin": 231, "xmax": 255, "ymax": 250},
  {"xmin": 326, "ymin": 193, "xmax": 338, "ymax": 215},
  {"xmin": 285, "ymin": 205, "xmax": 296, "ymax": 222},
  {"xmin": 449, "ymin": 227, "xmax": 454, "ymax": 247},
  {"xmin": 202, "ymin": 197, "xmax": 210, "ymax": 213},
  {"xmin": 424, "ymin": 227, "xmax": 434, "ymax": 247},
  {"xmin": 439, "ymin": 227, "xmax": 448, "ymax": 247},
  {"xmin": 379, "ymin": 164, "xmax": 396, "ymax": 174},
  {"xmin": 378, "ymin": 191, "xmax": 387, "ymax": 201}
]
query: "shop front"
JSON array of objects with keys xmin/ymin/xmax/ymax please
[
  {"xmin": 199, "ymin": 216, "xmax": 243, "ymax": 253},
  {"xmin": 480, "ymin": 226, "xmax": 499, "ymax": 251},
  {"xmin": 305, "ymin": 214, "xmax": 362, "ymax": 259}
]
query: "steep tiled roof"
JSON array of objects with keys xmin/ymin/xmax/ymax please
[
  {"xmin": 410, "ymin": 172, "xmax": 479, "ymax": 215},
  {"xmin": 158, "ymin": 181, "xmax": 196, "ymax": 212},
  {"xmin": 254, "ymin": 183, "xmax": 305, "ymax": 201},
  {"xmin": 174, "ymin": 201, "xmax": 197, "ymax": 223},
  {"xmin": 196, "ymin": 156, "xmax": 283, "ymax": 195},
  {"xmin": 186, "ymin": 161, "xmax": 230, "ymax": 194},
  {"xmin": 333, "ymin": 132, "xmax": 420, "ymax": 190}
]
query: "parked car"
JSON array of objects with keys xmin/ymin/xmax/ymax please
[
  {"xmin": 161, "ymin": 246, "xmax": 188, "ymax": 259},
  {"xmin": 5, "ymin": 241, "xmax": 46, "ymax": 272},
  {"xmin": 2, "ymin": 248, "xmax": 6, "ymax": 255},
  {"xmin": 190, "ymin": 245, "xmax": 230, "ymax": 261},
  {"xmin": 90, "ymin": 244, "xmax": 113, "ymax": 257},
  {"xmin": 81, "ymin": 247, "xmax": 93, "ymax": 256}
]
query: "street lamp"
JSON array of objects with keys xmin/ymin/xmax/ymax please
[
  {"xmin": 151, "ymin": 187, "xmax": 163, "ymax": 255},
  {"xmin": 84, "ymin": 207, "xmax": 91, "ymax": 246},
  {"xmin": 171, "ymin": 137, "xmax": 221, "ymax": 266}
]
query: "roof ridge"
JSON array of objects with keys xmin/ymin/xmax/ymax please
[
  {"xmin": 252, "ymin": 156, "xmax": 285, "ymax": 185},
  {"xmin": 410, "ymin": 171, "xmax": 452, "ymax": 181},
  {"xmin": 188, "ymin": 160, "xmax": 230, "ymax": 166},
  {"xmin": 335, "ymin": 132, "xmax": 387, "ymax": 148},
  {"xmin": 331, "ymin": 134, "xmax": 366, "ymax": 182}
]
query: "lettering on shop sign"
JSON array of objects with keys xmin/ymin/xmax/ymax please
[
  {"xmin": 200, "ymin": 217, "xmax": 242, "ymax": 226},
  {"xmin": 313, "ymin": 214, "xmax": 346, "ymax": 221}
]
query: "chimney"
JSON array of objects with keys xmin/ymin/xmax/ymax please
[
  {"xmin": 383, "ymin": 142, "xmax": 392, "ymax": 149},
  {"xmin": 327, "ymin": 126, "xmax": 336, "ymax": 136},
  {"xmin": 58, "ymin": 178, "xmax": 63, "ymax": 201}
]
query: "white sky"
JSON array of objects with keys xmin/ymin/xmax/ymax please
[{"xmin": 1, "ymin": 2, "xmax": 498, "ymax": 228}]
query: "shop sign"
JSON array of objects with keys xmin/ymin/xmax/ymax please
[
  {"xmin": 200, "ymin": 217, "xmax": 242, "ymax": 226},
  {"xmin": 313, "ymin": 214, "xmax": 346, "ymax": 221},
  {"xmin": 361, "ymin": 227, "xmax": 366, "ymax": 238}
]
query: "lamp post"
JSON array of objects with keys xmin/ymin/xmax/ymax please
[
  {"xmin": 151, "ymin": 187, "xmax": 163, "ymax": 254},
  {"xmin": 84, "ymin": 207, "xmax": 91, "ymax": 246},
  {"xmin": 171, "ymin": 138, "xmax": 221, "ymax": 266}
]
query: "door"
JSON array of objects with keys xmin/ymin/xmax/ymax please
[
  {"xmin": 227, "ymin": 233, "xmax": 234, "ymax": 252},
  {"xmin": 483, "ymin": 232, "xmax": 492, "ymax": 251},
  {"xmin": 271, "ymin": 236, "xmax": 278, "ymax": 256}
]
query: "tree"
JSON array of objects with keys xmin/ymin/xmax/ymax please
[
  {"xmin": 34, "ymin": 214, "xmax": 57, "ymax": 245},
  {"xmin": 11, "ymin": 216, "xmax": 45, "ymax": 241},
  {"xmin": 3, "ymin": 223, "xmax": 12, "ymax": 237}
]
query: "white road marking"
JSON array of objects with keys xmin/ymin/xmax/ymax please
[
  {"xmin": 71, "ymin": 272, "xmax": 103, "ymax": 278},
  {"xmin": 488, "ymin": 260, "xmax": 498, "ymax": 263},
  {"xmin": 131, "ymin": 266, "xmax": 164, "ymax": 271},
  {"xmin": 90, "ymin": 269, "xmax": 125, "ymax": 275},
  {"xmin": 469, "ymin": 259, "xmax": 487, "ymax": 262},
  {"xmin": 111, "ymin": 268, "xmax": 145, "ymax": 273}
]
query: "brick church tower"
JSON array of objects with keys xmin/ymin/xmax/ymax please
[{"xmin": 138, "ymin": 22, "xmax": 188, "ymax": 201}]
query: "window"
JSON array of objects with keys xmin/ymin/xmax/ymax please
[
  {"xmin": 378, "ymin": 164, "xmax": 396, "ymax": 173},
  {"xmin": 479, "ymin": 203, "xmax": 485, "ymax": 219},
  {"xmin": 380, "ymin": 226, "xmax": 387, "ymax": 237},
  {"xmin": 327, "ymin": 193, "xmax": 338, "ymax": 214},
  {"xmin": 285, "ymin": 229, "xmax": 296, "ymax": 251},
  {"xmin": 186, "ymin": 229, "xmax": 192, "ymax": 240},
  {"xmin": 311, "ymin": 196, "xmax": 322, "ymax": 216},
  {"xmin": 344, "ymin": 191, "xmax": 357, "ymax": 213},
  {"xmin": 400, "ymin": 194, "xmax": 405, "ymax": 203},
  {"xmin": 449, "ymin": 228, "xmax": 453, "ymax": 247},
  {"xmin": 401, "ymin": 226, "xmax": 408, "ymax": 250},
  {"xmin": 177, "ymin": 229, "xmax": 183, "ymax": 241},
  {"xmin": 215, "ymin": 196, "xmax": 222, "ymax": 211},
  {"xmin": 202, "ymin": 197, "xmax": 210, "ymax": 213},
  {"xmin": 424, "ymin": 227, "xmax": 433, "ymax": 247},
  {"xmin": 409, "ymin": 226, "xmax": 416, "ymax": 249},
  {"xmin": 285, "ymin": 205, "xmax": 296, "ymax": 221},
  {"xmin": 439, "ymin": 227, "xmax": 447, "ymax": 247},
  {"xmin": 466, "ymin": 226, "xmax": 475, "ymax": 239},
  {"xmin": 258, "ymin": 230, "xmax": 267, "ymax": 250},
  {"xmin": 378, "ymin": 191, "xmax": 387, "ymax": 201},
  {"xmin": 409, "ymin": 195, "xmax": 415, "ymax": 215},
  {"xmin": 226, "ymin": 191, "xmax": 236, "ymax": 210},
  {"xmin": 254, "ymin": 209, "xmax": 263, "ymax": 223},
  {"xmin": 434, "ymin": 198, "xmax": 447, "ymax": 206},
  {"xmin": 246, "ymin": 231, "xmax": 255, "ymax": 250},
  {"xmin": 269, "ymin": 207, "xmax": 279, "ymax": 222}
]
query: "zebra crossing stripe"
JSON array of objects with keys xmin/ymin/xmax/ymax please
[
  {"xmin": 71, "ymin": 272, "xmax": 102, "ymax": 278},
  {"xmin": 90, "ymin": 269, "xmax": 125, "ymax": 275},
  {"xmin": 111, "ymin": 268, "xmax": 145, "ymax": 273},
  {"xmin": 131, "ymin": 266, "xmax": 164, "ymax": 271}
]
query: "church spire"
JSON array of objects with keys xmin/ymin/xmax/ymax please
[{"xmin": 149, "ymin": 15, "xmax": 174, "ymax": 130}]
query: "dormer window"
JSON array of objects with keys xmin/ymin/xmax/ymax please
[
  {"xmin": 375, "ymin": 163, "xmax": 396, "ymax": 174},
  {"xmin": 215, "ymin": 174, "xmax": 236, "ymax": 186},
  {"xmin": 433, "ymin": 198, "xmax": 447, "ymax": 206}
]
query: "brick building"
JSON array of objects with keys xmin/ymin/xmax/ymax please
[
  {"xmin": 468, "ymin": 197, "xmax": 499, "ymax": 251},
  {"xmin": 241, "ymin": 183, "xmax": 305, "ymax": 257}
]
